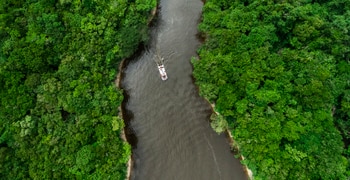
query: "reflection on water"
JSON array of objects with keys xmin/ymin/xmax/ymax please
[{"xmin": 121, "ymin": 0, "xmax": 248, "ymax": 179}]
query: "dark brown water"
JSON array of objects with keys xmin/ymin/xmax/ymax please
[{"xmin": 120, "ymin": 0, "xmax": 248, "ymax": 179}]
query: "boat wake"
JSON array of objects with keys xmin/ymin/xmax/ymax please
[{"xmin": 146, "ymin": 46, "xmax": 175, "ymax": 81}]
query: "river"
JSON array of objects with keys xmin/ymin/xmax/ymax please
[{"xmin": 120, "ymin": 0, "xmax": 248, "ymax": 179}]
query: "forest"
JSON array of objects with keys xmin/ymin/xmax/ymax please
[
  {"xmin": 193, "ymin": 0, "xmax": 350, "ymax": 179},
  {"xmin": 1, "ymin": 0, "xmax": 349, "ymax": 179},
  {"xmin": 0, "ymin": 0, "xmax": 156, "ymax": 179}
]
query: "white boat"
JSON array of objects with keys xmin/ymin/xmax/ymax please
[{"xmin": 157, "ymin": 64, "xmax": 168, "ymax": 80}]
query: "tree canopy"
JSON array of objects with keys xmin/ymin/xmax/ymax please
[
  {"xmin": 193, "ymin": 0, "xmax": 350, "ymax": 179},
  {"xmin": 0, "ymin": 0, "xmax": 156, "ymax": 179}
]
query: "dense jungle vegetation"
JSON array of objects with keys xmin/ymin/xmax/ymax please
[
  {"xmin": 0, "ymin": 0, "xmax": 156, "ymax": 179},
  {"xmin": 193, "ymin": 0, "xmax": 350, "ymax": 179}
]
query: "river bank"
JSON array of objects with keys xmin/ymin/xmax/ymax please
[
  {"xmin": 193, "ymin": 1, "xmax": 253, "ymax": 178},
  {"xmin": 116, "ymin": 57, "xmax": 132, "ymax": 180},
  {"xmin": 206, "ymin": 102, "xmax": 253, "ymax": 180},
  {"xmin": 116, "ymin": 6, "xmax": 158, "ymax": 180}
]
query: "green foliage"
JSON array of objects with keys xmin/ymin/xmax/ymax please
[
  {"xmin": 0, "ymin": 0, "xmax": 156, "ymax": 179},
  {"xmin": 210, "ymin": 112, "xmax": 228, "ymax": 134},
  {"xmin": 193, "ymin": 0, "xmax": 350, "ymax": 179}
]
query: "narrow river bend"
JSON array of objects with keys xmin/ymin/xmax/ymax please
[{"xmin": 120, "ymin": 0, "xmax": 248, "ymax": 179}]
